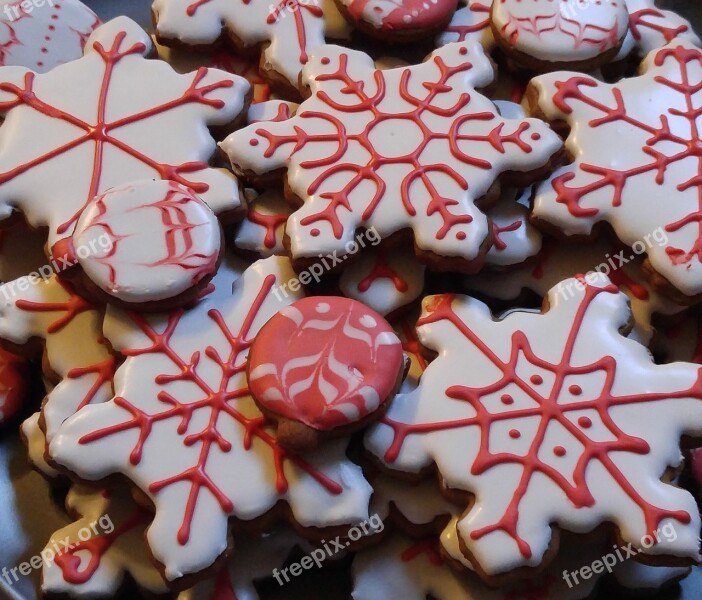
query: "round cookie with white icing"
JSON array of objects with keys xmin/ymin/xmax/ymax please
[
  {"xmin": 491, "ymin": 0, "xmax": 630, "ymax": 72},
  {"xmin": 55, "ymin": 180, "xmax": 223, "ymax": 310},
  {"xmin": 248, "ymin": 296, "xmax": 406, "ymax": 449},
  {"xmin": 0, "ymin": 0, "xmax": 99, "ymax": 72},
  {"xmin": 365, "ymin": 275, "xmax": 702, "ymax": 583},
  {"xmin": 334, "ymin": 0, "xmax": 459, "ymax": 42}
]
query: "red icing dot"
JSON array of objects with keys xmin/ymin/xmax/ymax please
[
  {"xmin": 249, "ymin": 139, "xmax": 259, "ymax": 146},
  {"xmin": 459, "ymin": 47, "xmax": 468, "ymax": 55},
  {"xmin": 248, "ymin": 297, "xmax": 404, "ymax": 431},
  {"xmin": 49, "ymin": 25, "xmax": 56, "ymax": 30},
  {"xmin": 500, "ymin": 394, "xmax": 514, "ymax": 405},
  {"xmin": 321, "ymin": 57, "xmax": 330, "ymax": 65},
  {"xmin": 41, "ymin": 48, "xmax": 48, "ymax": 54},
  {"xmin": 578, "ymin": 416, "xmax": 592, "ymax": 428},
  {"xmin": 509, "ymin": 429, "xmax": 520, "ymax": 439},
  {"xmin": 531, "ymin": 132, "xmax": 541, "ymax": 141},
  {"xmin": 311, "ymin": 228, "xmax": 320, "ymax": 237},
  {"xmin": 553, "ymin": 446, "xmax": 566, "ymax": 457},
  {"xmin": 530, "ymin": 374, "xmax": 543, "ymax": 385},
  {"xmin": 456, "ymin": 231, "xmax": 466, "ymax": 240},
  {"xmin": 569, "ymin": 384, "xmax": 582, "ymax": 396}
]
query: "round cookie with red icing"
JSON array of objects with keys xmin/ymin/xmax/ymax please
[
  {"xmin": 335, "ymin": 0, "xmax": 459, "ymax": 42},
  {"xmin": 0, "ymin": 0, "xmax": 99, "ymax": 72},
  {"xmin": 53, "ymin": 180, "xmax": 223, "ymax": 311},
  {"xmin": 248, "ymin": 296, "xmax": 406, "ymax": 449},
  {"xmin": 491, "ymin": 0, "xmax": 630, "ymax": 72}
]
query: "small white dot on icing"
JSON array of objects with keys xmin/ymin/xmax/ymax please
[
  {"xmin": 316, "ymin": 302, "xmax": 331, "ymax": 313},
  {"xmin": 360, "ymin": 315, "xmax": 377, "ymax": 328}
]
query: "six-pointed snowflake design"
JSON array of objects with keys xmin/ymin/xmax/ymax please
[
  {"xmin": 42, "ymin": 484, "xmax": 167, "ymax": 597},
  {"xmin": 0, "ymin": 16, "xmax": 248, "ymax": 245},
  {"xmin": 49, "ymin": 256, "xmax": 372, "ymax": 583},
  {"xmin": 532, "ymin": 42, "xmax": 702, "ymax": 299},
  {"xmin": 153, "ymin": 0, "xmax": 345, "ymax": 91},
  {"xmin": 222, "ymin": 42, "xmax": 562, "ymax": 268},
  {"xmin": 365, "ymin": 276, "xmax": 702, "ymax": 576},
  {"xmin": 0, "ymin": 274, "xmax": 114, "ymax": 456}
]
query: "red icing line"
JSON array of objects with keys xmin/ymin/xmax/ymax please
[
  {"xmin": 345, "ymin": 0, "xmax": 457, "ymax": 31},
  {"xmin": 67, "ymin": 354, "xmax": 116, "ymax": 413},
  {"xmin": 254, "ymin": 53, "xmax": 540, "ymax": 242},
  {"xmin": 15, "ymin": 279, "xmax": 97, "ymax": 334},
  {"xmin": 0, "ymin": 31, "xmax": 233, "ymax": 238},
  {"xmin": 398, "ymin": 318, "xmax": 428, "ymax": 372},
  {"xmin": 629, "ymin": 9, "xmax": 690, "ymax": 45},
  {"xmin": 248, "ymin": 297, "xmax": 404, "ymax": 430},
  {"xmin": 607, "ymin": 264, "xmax": 649, "ymax": 301},
  {"xmin": 247, "ymin": 203, "xmax": 288, "ymax": 250},
  {"xmin": 399, "ymin": 538, "xmax": 443, "ymax": 566},
  {"xmin": 54, "ymin": 507, "xmax": 151, "ymax": 584},
  {"xmin": 78, "ymin": 277, "xmax": 343, "ymax": 546},
  {"xmin": 550, "ymin": 46, "xmax": 702, "ymax": 268},
  {"xmin": 443, "ymin": 1, "xmax": 490, "ymax": 42},
  {"xmin": 357, "ymin": 251, "xmax": 408, "ymax": 293},
  {"xmin": 381, "ymin": 285, "xmax": 700, "ymax": 558},
  {"xmin": 491, "ymin": 218, "xmax": 522, "ymax": 251},
  {"xmin": 209, "ymin": 50, "xmax": 270, "ymax": 104}
]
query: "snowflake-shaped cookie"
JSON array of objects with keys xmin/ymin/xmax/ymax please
[
  {"xmin": 42, "ymin": 484, "xmax": 167, "ymax": 597},
  {"xmin": 366, "ymin": 276, "xmax": 702, "ymax": 577},
  {"xmin": 0, "ymin": 274, "xmax": 114, "ymax": 457},
  {"xmin": 0, "ymin": 16, "xmax": 249, "ymax": 246},
  {"xmin": 152, "ymin": 0, "xmax": 348, "ymax": 93},
  {"xmin": 531, "ymin": 42, "xmax": 702, "ymax": 300},
  {"xmin": 435, "ymin": 0, "xmax": 493, "ymax": 50},
  {"xmin": 49, "ymin": 256, "xmax": 373, "ymax": 583},
  {"xmin": 0, "ymin": 0, "xmax": 99, "ymax": 72},
  {"xmin": 222, "ymin": 42, "xmax": 562, "ymax": 270},
  {"xmin": 616, "ymin": 0, "xmax": 700, "ymax": 62},
  {"xmin": 234, "ymin": 189, "xmax": 292, "ymax": 258}
]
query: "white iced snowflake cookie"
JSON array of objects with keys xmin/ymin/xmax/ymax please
[
  {"xmin": 221, "ymin": 42, "xmax": 562, "ymax": 272},
  {"xmin": 49, "ymin": 256, "xmax": 373, "ymax": 584},
  {"xmin": 530, "ymin": 41, "xmax": 702, "ymax": 302},
  {"xmin": 365, "ymin": 276, "xmax": 702, "ymax": 580},
  {"xmin": 234, "ymin": 189, "xmax": 292, "ymax": 259},
  {"xmin": 0, "ymin": 16, "xmax": 248, "ymax": 247},
  {"xmin": 339, "ymin": 246, "xmax": 425, "ymax": 317},
  {"xmin": 491, "ymin": 0, "xmax": 629, "ymax": 71},
  {"xmin": 21, "ymin": 413, "xmax": 58, "ymax": 477},
  {"xmin": 58, "ymin": 180, "xmax": 223, "ymax": 309},
  {"xmin": 41, "ymin": 484, "xmax": 167, "ymax": 598},
  {"xmin": 152, "ymin": 0, "xmax": 349, "ymax": 94},
  {"xmin": 0, "ymin": 0, "xmax": 99, "ymax": 72},
  {"xmin": 436, "ymin": 0, "xmax": 494, "ymax": 51},
  {"xmin": 464, "ymin": 237, "xmax": 686, "ymax": 345}
]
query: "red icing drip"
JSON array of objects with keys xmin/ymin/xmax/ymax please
[
  {"xmin": 381, "ymin": 285, "xmax": 700, "ymax": 558},
  {"xmin": 549, "ymin": 46, "xmax": 702, "ymax": 268},
  {"xmin": 247, "ymin": 204, "xmax": 288, "ymax": 250},
  {"xmin": 54, "ymin": 507, "xmax": 150, "ymax": 585},
  {"xmin": 358, "ymin": 251, "xmax": 408, "ymax": 293},
  {"xmin": 399, "ymin": 538, "xmax": 443, "ymax": 566},
  {"xmin": 254, "ymin": 52, "xmax": 542, "ymax": 242},
  {"xmin": 15, "ymin": 279, "xmax": 96, "ymax": 334},
  {"xmin": 0, "ymin": 31, "xmax": 234, "ymax": 238},
  {"xmin": 492, "ymin": 218, "xmax": 522, "ymax": 251},
  {"xmin": 78, "ymin": 276, "xmax": 343, "ymax": 545}
]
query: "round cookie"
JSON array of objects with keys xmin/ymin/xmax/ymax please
[
  {"xmin": 54, "ymin": 180, "xmax": 224, "ymax": 310},
  {"xmin": 335, "ymin": 0, "xmax": 459, "ymax": 43},
  {"xmin": 248, "ymin": 296, "xmax": 406, "ymax": 449},
  {"xmin": 491, "ymin": 0, "xmax": 629, "ymax": 72},
  {"xmin": 0, "ymin": 0, "xmax": 99, "ymax": 72}
]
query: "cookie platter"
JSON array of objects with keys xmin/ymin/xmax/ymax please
[{"xmin": 1, "ymin": 0, "xmax": 702, "ymax": 599}]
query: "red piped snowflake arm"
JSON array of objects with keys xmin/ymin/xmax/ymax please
[
  {"xmin": 0, "ymin": 16, "xmax": 249, "ymax": 244},
  {"xmin": 0, "ymin": 275, "xmax": 114, "ymax": 449},
  {"xmin": 42, "ymin": 485, "xmax": 167, "ymax": 597},
  {"xmin": 49, "ymin": 256, "xmax": 373, "ymax": 583},
  {"xmin": 367, "ymin": 277, "xmax": 702, "ymax": 577},
  {"xmin": 435, "ymin": 0, "xmax": 494, "ymax": 50},
  {"xmin": 222, "ymin": 42, "xmax": 562, "ymax": 263},
  {"xmin": 532, "ymin": 42, "xmax": 702, "ymax": 298},
  {"xmin": 152, "ymin": 0, "xmax": 334, "ymax": 89}
]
